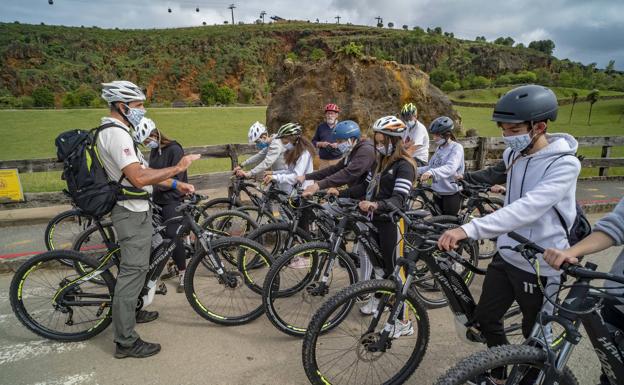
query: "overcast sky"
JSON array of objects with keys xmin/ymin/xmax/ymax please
[{"xmin": 2, "ymin": 0, "xmax": 623, "ymax": 70}]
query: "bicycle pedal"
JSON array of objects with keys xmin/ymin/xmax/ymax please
[{"xmin": 156, "ymin": 282, "xmax": 168, "ymax": 295}]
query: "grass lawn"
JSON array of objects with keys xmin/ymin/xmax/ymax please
[
  {"xmin": 2, "ymin": 100, "xmax": 622, "ymax": 192},
  {"xmin": 449, "ymin": 86, "xmax": 624, "ymax": 104}
]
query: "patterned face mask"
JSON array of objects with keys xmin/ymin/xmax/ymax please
[
  {"xmin": 337, "ymin": 139, "xmax": 353, "ymax": 154},
  {"xmin": 503, "ymin": 132, "xmax": 532, "ymax": 153},
  {"xmin": 123, "ymin": 105, "xmax": 146, "ymax": 128},
  {"xmin": 375, "ymin": 143, "xmax": 394, "ymax": 156}
]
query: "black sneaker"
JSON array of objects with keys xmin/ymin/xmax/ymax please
[
  {"xmin": 136, "ymin": 310, "xmax": 159, "ymax": 324},
  {"xmin": 114, "ymin": 338, "xmax": 161, "ymax": 359}
]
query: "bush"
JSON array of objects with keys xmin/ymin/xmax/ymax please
[
  {"xmin": 429, "ymin": 68, "xmax": 458, "ymax": 87},
  {"xmin": 32, "ymin": 87, "xmax": 55, "ymax": 107},
  {"xmin": 17, "ymin": 96, "xmax": 34, "ymax": 108},
  {"xmin": 310, "ymin": 48, "xmax": 326, "ymax": 61},
  {"xmin": 200, "ymin": 81, "xmax": 218, "ymax": 105},
  {"xmin": 215, "ymin": 86, "xmax": 236, "ymax": 105},
  {"xmin": 471, "ymin": 76, "xmax": 491, "ymax": 88},
  {"xmin": 441, "ymin": 80, "xmax": 460, "ymax": 92},
  {"xmin": 338, "ymin": 42, "xmax": 364, "ymax": 59},
  {"xmin": 286, "ymin": 51, "xmax": 298, "ymax": 61}
]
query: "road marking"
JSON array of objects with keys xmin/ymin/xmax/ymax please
[
  {"xmin": 0, "ymin": 340, "xmax": 87, "ymax": 365},
  {"xmin": 6, "ymin": 239, "xmax": 33, "ymax": 247},
  {"xmin": 30, "ymin": 372, "xmax": 96, "ymax": 385},
  {"xmin": 592, "ymin": 194, "xmax": 608, "ymax": 198},
  {"xmin": 585, "ymin": 188, "xmax": 599, "ymax": 191}
]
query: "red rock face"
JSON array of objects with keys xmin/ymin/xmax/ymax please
[{"xmin": 266, "ymin": 56, "xmax": 462, "ymax": 138}]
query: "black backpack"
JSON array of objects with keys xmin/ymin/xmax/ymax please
[
  {"xmin": 544, "ymin": 154, "xmax": 592, "ymax": 246},
  {"xmin": 55, "ymin": 122, "xmax": 149, "ymax": 218}
]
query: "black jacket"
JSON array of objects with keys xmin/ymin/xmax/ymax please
[
  {"xmin": 149, "ymin": 141, "xmax": 188, "ymax": 205},
  {"xmin": 306, "ymin": 139, "xmax": 376, "ymax": 190},
  {"xmin": 463, "ymin": 159, "xmax": 507, "ymax": 186},
  {"xmin": 341, "ymin": 158, "xmax": 416, "ymax": 212}
]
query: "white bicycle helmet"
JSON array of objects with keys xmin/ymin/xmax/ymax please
[
  {"xmin": 101, "ymin": 80, "xmax": 146, "ymax": 105},
  {"xmin": 372, "ymin": 116, "xmax": 407, "ymax": 137},
  {"xmin": 132, "ymin": 117, "xmax": 156, "ymax": 144},
  {"xmin": 247, "ymin": 121, "xmax": 268, "ymax": 143}
]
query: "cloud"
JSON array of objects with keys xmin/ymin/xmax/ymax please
[{"xmin": 2, "ymin": 0, "xmax": 623, "ymax": 69}]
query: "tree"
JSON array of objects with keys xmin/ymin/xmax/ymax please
[
  {"xmin": 586, "ymin": 89, "xmax": 599, "ymax": 125},
  {"xmin": 32, "ymin": 87, "xmax": 55, "ymax": 108},
  {"xmin": 216, "ymin": 86, "xmax": 236, "ymax": 105},
  {"xmin": 475, "ymin": 36, "xmax": 487, "ymax": 42},
  {"xmin": 402, "ymin": 24, "xmax": 408, "ymax": 30},
  {"xmin": 376, "ymin": 22, "xmax": 383, "ymax": 28},
  {"xmin": 528, "ymin": 39, "xmax": 555, "ymax": 55},
  {"xmin": 387, "ymin": 22, "xmax": 394, "ymax": 28},
  {"xmin": 441, "ymin": 80, "xmax": 460, "ymax": 92},
  {"xmin": 429, "ymin": 68, "xmax": 458, "ymax": 87},
  {"xmin": 494, "ymin": 37, "xmax": 514, "ymax": 46},
  {"xmin": 606, "ymin": 60, "xmax": 616, "ymax": 74},
  {"xmin": 515, "ymin": 42, "xmax": 526, "ymax": 49},
  {"xmin": 568, "ymin": 90, "xmax": 578, "ymax": 123},
  {"xmin": 433, "ymin": 26, "xmax": 442, "ymax": 35},
  {"xmin": 412, "ymin": 26, "xmax": 424, "ymax": 33}
]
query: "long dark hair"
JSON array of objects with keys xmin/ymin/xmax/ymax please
[
  {"xmin": 284, "ymin": 135, "xmax": 316, "ymax": 166},
  {"xmin": 376, "ymin": 135, "xmax": 417, "ymax": 176}
]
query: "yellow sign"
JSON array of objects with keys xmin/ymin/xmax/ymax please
[{"xmin": 0, "ymin": 169, "xmax": 25, "ymax": 203}]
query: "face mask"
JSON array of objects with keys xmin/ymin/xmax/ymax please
[
  {"xmin": 435, "ymin": 138, "xmax": 447, "ymax": 146},
  {"xmin": 375, "ymin": 143, "xmax": 393, "ymax": 156},
  {"xmin": 255, "ymin": 141, "xmax": 269, "ymax": 150},
  {"xmin": 284, "ymin": 143, "xmax": 294, "ymax": 151},
  {"xmin": 407, "ymin": 120, "xmax": 416, "ymax": 129},
  {"xmin": 337, "ymin": 139, "xmax": 352, "ymax": 154},
  {"xmin": 123, "ymin": 105, "xmax": 146, "ymax": 128},
  {"xmin": 503, "ymin": 132, "xmax": 532, "ymax": 153},
  {"xmin": 145, "ymin": 140, "xmax": 159, "ymax": 149}
]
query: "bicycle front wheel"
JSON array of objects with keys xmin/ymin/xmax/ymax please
[
  {"xmin": 434, "ymin": 345, "xmax": 579, "ymax": 385},
  {"xmin": 184, "ymin": 237, "xmax": 273, "ymax": 326},
  {"xmin": 303, "ymin": 279, "xmax": 430, "ymax": 385},
  {"xmin": 9, "ymin": 250, "xmax": 115, "ymax": 342}
]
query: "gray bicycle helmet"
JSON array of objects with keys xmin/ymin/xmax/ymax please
[
  {"xmin": 492, "ymin": 85, "xmax": 558, "ymax": 123},
  {"xmin": 428, "ymin": 116, "xmax": 454, "ymax": 135}
]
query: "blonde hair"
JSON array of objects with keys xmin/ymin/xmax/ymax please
[{"xmin": 375, "ymin": 135, "xmax": 417, "ymax": 178}]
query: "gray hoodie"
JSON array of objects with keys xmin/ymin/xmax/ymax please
[
  {"xmin": 598, "ymin": 198, "xmax": 624, "ymax": 306},
  {"xmin": 240, "ymin": 134, "xmax": 287, "ymax": 176},
  {"xmin": 417, "ymin": 140, "xmax": 465, "ymax": 195},
  {"xmin": 462, "ymin": 133, "xmax": 581, "ymax": 277}
]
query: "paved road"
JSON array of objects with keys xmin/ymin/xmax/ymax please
[{"xmin": 1, "ymin": 213, "xmax": 621, "ymax": 385}]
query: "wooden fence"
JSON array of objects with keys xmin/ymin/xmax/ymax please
[{"xmin": 1, "ymin": 136, "xmax": 622, "ymax": 208}]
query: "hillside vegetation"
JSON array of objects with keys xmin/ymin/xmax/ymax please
[{"xmin": 2, "ymin": 22, "xmax": 623, "ymax": 108}]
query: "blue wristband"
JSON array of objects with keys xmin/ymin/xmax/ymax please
[{"xmin": 172, "ymin": 179, "xmax": 177, "ymax": 190}]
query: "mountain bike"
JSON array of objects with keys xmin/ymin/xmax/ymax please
[
  {"xmin": 9, "ymin": 195, "xmax": 274, "ymax": 342},
  {"xmin": 301, "ymin": 209, "xmax": 537, "ymax": 385},
  {"xmin": 435, "ymin": 231, "xmax": 624, "ymax": 385}
]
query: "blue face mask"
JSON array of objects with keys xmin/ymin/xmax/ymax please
[
  {"xmin": 503, "ymin": 132, "xmax": 532, "ymax": 153},
  {"xmin": 123, "ymin": 105, "xmax": 146, "ymax": 128},
  {"xmin": 145, "ymin": 140, "xmax": 159, "ymax": 149},
  {"xmin": 255, "ymin": 141, "xmax": 269, "ymax": 150}
]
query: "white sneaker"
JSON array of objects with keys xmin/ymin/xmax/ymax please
[
  {"xmin": 390, "ymin": 321, "xmax": 414, "ymax": 339},
  {"xmin": 360, "ymin": 296, "xmax": 381, "ymax": 315}
]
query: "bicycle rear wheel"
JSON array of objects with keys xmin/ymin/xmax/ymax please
[
  {"xmin": 44, "ymin": 209, "xmax": 95, "ymax": 266},
  {"xmin": 303, "ymin": 279, "xmax": 430, "ymax": 385},
  {"xmin": 72, "ymin": 222, "xmax": 118, "ymax": 284},
  {"xmin": 9, "ymin": 250, "xmax": 115, "ymax": 342}
]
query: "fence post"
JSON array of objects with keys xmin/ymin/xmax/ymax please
[
  {"xmin": 599, "ymin": 144, "xmax": 612, "ymax": 177},
  {"xmin": 228, "ymin": 144, "xmax": 239, "ymax": 170},
  {"xmin": 476, "ymin": 137, "xmax": 488, "ymax": 170}
]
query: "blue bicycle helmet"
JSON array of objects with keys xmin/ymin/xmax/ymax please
[{"xmin": 331, "ymin": 120, "xmax": 361, "ymax": 141}]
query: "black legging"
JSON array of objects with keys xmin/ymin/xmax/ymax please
[
  {"xmin": 160, "ymin": 201, "xmax": 186, "ymax": 271},
  {"xmin": 434, "ymin": 192, "xmax": 463, "ymax": 216},
  {"xmin": 372, "ymin": 219, "xmax": 400, "ymax": 278}
]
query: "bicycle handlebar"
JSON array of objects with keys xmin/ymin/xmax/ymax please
[{"xmin": 507, "ymin": 231, "xmax": 624, "ymax": 285}]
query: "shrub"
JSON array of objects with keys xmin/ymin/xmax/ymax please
[
  {"xmin": 338, "ymin": 42, "xmax": 364, "ymax": 59},
  {"xmin": 216, "ymin": 85, "xmax": 236, "ymax": 105},
  {"xmin": 310, "ymin": 48, "xmax": 326, "ymax": 61},
  {"xmin": 32, "ymin": 87, "xmax": 55, "ymax": 107},
  {"xmin": 441, "ymin": 80, "xmax": 460, "ymax": 92},
  {"xmin": 200, "ymin": 81, "xmax": 218, "ymax": 105},
  {"xmin": 286, "ymin": 51, "xmax": 298, "ymax": 61}
]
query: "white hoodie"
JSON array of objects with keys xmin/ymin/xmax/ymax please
[{"xmin": 462, "ymin": 133, "xmax": 581, "ymax": 277}]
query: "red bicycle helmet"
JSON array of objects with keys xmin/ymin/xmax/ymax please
[{"xmin": 325, "ymin": 103, "xmax": 340, "ymax": 113}]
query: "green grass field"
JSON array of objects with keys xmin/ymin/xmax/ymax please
[
  {"xmin": 449, "ymin": 87, "xmax": 624, "ymax": 104},
  {"xmin": 2, "ymin": 100, "xmax": 622, "ymax": 192}
]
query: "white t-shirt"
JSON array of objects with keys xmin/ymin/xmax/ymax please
[
  {"xmin": 97, "ymin": 117, "xmax": 152, "ymax": 212},
  {"xmin": 403, "ymin": 120, "xmax": 429, "ymax": 162},
  {"xmin": 271, "ymin": 150, "xmax": 314, "ymax": 194}
]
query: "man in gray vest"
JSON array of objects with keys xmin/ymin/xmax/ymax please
[{"xmin": 99, "ymin": 81, "xmax": 199, "ymax": 358}]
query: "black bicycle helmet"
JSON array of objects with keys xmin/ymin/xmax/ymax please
[
  {"xmin": 492, "ymin": 85, "xmax": 558, "ymax": 123},
  {"xmin": 428, "ymin": 116, "xmax": 454, "ymax": 135}
]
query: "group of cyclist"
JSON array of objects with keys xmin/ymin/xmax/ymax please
[{"xmin": 93, "ymin": 80, "xmax": 622, "ymax": 385}]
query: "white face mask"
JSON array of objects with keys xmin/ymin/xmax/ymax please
[
  {"xmin": 145, "ymin": 140, "xmax": 159, "ymax": 149},
  {"xmin": 375, "ymin": 143, "xmax": 393, "ymax": 156},
  {"xmin": 435, "ymin": 138, "xmax": 447, "ymax": 146},
  {"xmin": 284, "ymin": 143, "xmax": 294, "ymax": 151},
  {"xmin": 407, "ymin": 120, "xmax": 416, "ymax": 129}
]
